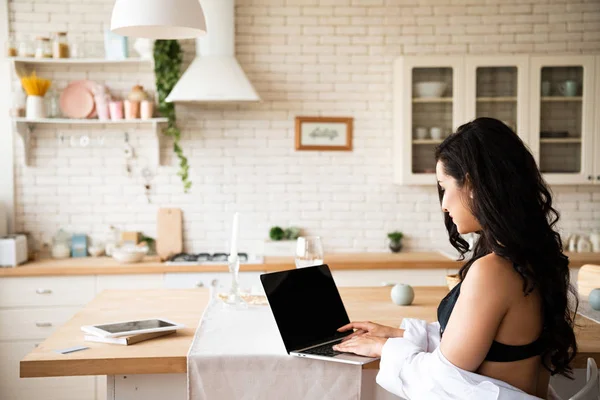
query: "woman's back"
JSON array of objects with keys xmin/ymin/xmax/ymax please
[{"xmin": 439, "ymin": 253, "xmax": 548, "ymax": 397}]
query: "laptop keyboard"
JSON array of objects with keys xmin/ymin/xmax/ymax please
[{"xmin": 301, "ymin": 339, "xmax": 344, "ymax": 357}]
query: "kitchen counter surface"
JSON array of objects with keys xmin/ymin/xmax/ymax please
[
  {"xmin": 2, "ymin": 251, "xmax": 598, "ymax": 277},
  {"xmin": 20, "ymin": 286, "xmax": 600, "ymax": 378},
  {"xmin": 1, "ymin": 252, "xmax": 463, "ymax": 276}
]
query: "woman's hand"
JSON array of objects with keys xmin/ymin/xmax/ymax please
[
  {"xmin": 332, "ymin": 335, "xmax": 387, "ymax": 358},
  {"xmin": 337, "ymin": 321, "xmax": 403, "ymax": 341}
]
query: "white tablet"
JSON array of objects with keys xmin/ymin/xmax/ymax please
[{"xmin": 81, "ymin": 318, "xmax": 184, "ymax": 338}]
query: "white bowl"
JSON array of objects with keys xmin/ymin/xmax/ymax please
[
  {"xmin": 414, "ymin": 81, "xmax": 447, "ymax": 98},
  {"xmin": 112, "ymin": 246, "xmax": 148, "ymax": 263}
]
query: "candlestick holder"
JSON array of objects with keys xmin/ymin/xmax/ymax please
[{"xmin": 223, "ymin": 255, "xmax": 247, "ymax": 309}]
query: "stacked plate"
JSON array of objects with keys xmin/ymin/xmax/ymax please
[{"xmin": 59, "ymin": 80, "xmax": 98, "ymax": 119}]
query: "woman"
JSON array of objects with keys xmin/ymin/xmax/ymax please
[{"xmin": 333, "ymin": 118, "xmax": 577, "ymax": 399}]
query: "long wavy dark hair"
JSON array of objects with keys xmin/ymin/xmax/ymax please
[{"xmin": 435, "ymin": 117, "xmax": 577, "ymax": 377}]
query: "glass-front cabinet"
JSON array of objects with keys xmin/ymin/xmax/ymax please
[
  {"xmin": 529, "ymin": 56, "xmax": 596, "ymax": 185},
  {"xmin": 464, "ymin": 56, "xmax": 529, "ymax": 142},
  {"xmin": 394, "ymin": 55, "xmax": 598, "ymax": 186},
  {"xmin": 393, "ymin": 56, "xmax": 464, "ymax": 185}
]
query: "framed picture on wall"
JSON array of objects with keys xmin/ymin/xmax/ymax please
[{"xmin": 295, "ymin": 116, "xmax": 353, "ymax": 151}]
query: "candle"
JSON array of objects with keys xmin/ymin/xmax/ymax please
[{"xmin": 229, "ymin": 212, "xmax": 239, "ymax": 257}]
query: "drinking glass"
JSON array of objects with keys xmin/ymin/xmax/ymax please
[{"xmin": 295, "ymin": 236, "xmax": 324, "ymax": 268}]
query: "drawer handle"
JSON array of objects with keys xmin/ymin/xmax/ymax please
[
  {"xmin": 211, "ymin": 279, "xmax": 218, "ymax": 287},
  {"xmin": 36, "ymin": 288, "xmax": 52, "ymax": 295},
  {"xmin": 195, "ymin": 282, "xmax": 204, "ymax": 288},
  {"xmin": 35, "ymin": 322, "xmax": 52, "ymax": 327}
]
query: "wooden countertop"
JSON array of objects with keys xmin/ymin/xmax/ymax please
[
  {"xmin": 1, "ymin": 252, "xmax": 463, "ymax": 277},
  {"xmin": 20, "ymin": 286, "xmax": 600, "ymax": 378},
  {"xmin": 3, "ymin": 252, "xmax": 599, "ymax": 277}
]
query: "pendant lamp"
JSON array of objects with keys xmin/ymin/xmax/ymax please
[{"xmin": 110, "ymin": 0, "xmax": 207, "ymax": 39}]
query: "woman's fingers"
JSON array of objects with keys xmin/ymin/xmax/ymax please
[
  {"xmin": 341, "ymin": 330, "xmax": 366, "ymax": 342},
  {"xmin": 337, "ymin": 321, "xmax": 371, "ymax": 332}
]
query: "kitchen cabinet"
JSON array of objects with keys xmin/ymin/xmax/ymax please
[
  {"xmin": 529, "ymin": 55, "xmax": 596, "ymax": 185},
  {"xmin": 464, "ymin": 55, "xmax": 529, "ymax": 142},
  {"xmin": 164, "ymin": 271, "xmax": 265, "ymax": 291},
  {"xmin": 332, "ymin": 269, "xmax": 458, "ymax": 288},
  {"xmin": 393, "ymin": 56, "xmax": 464, "ymax": 185},
  {"xmin": 394, "ymin": 54, "xmax": 599, "ymax": 186}
]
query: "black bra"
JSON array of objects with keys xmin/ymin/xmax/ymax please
[{"xmin": 437, "ymin": 281, "xmax": 545, "ymax": 362}]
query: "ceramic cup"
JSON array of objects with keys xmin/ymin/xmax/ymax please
[
  {"xmin": 541, "ymin": 81, "xmax": 552, "ymax": 96},
  {"xmin": 415, "ymin": 127, "xmax": 428, "ymax": 140},
  {"xmin": 558, "ymin": 80, "xmax": 578, "ymax": 97},
  {"xmin": 140, "ymin": 100, "xmax": 154, "ymax": 120},
  {"xmin": 108, "ymin": 100, "xmax": 124, "ymax": 120},
  {"xmin": 124, "ymin": 100, "xmax": 140, "ymax": 119},
  {"xmin": 430, "ymin": 127, "xmax": 443, "ymax": 140}
]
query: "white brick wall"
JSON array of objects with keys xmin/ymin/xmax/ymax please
[{"xmin": 7, "ymin": 0, "xmax": 600, "ymax": 255}]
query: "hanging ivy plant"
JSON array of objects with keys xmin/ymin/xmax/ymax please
[{"xmin": 153, "ymin": 40, "xmax": 191, "ymax": 193}]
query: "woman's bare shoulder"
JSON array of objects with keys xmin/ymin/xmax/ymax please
[{"xmin": 464, "ymin": 253, "xmax": 524, "ymax": 299}]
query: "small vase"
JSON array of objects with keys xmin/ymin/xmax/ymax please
[
  {"xmin": 26, "ymin": 95, "xmax": 46, "ymax": 119},
  {"xmin": 389, "ymin": 241, "xmax": 402, "ymax": 253}
]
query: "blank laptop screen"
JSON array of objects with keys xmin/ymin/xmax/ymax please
[{"xmin": 260, "ymin": 264, "xmax": 351, "ymax": 353}]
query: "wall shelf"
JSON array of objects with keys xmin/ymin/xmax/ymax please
[
  {"xmin": 10, "ymin": 57, "xmax": 153, "ymax": 66},
  {"xmin": 12, "ymin": 118, "xmax": 168, "ymax": 167}
]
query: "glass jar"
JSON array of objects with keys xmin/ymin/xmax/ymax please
[
  {"xmin": 18, "ymin": 36, "xmax": 33, "ymax": 58},
  {"xmin": 52, "ymin": 32, "xmax": 69, "ymax": 58},
  {"xmin": 34, "ymin": 37, "xmax": 52, "ymax": 59},
  {"xmin": 5, "ymin": 36, "xmax": 17, "ymax": 57},
  {"xmin": 10, "ymin": 79, "xmax": 26, "ymax": 117},
  {"xmin": 45, "ymin": 87, "xmax": 61, "ymax": 118}
]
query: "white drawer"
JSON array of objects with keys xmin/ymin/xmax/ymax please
[
  {"xmin": 0, "ymin": 341, "xmax": 95, "ymax": 400},
  {"xmin": 164, "ymin": 272, "xmax": 265, "ymax": 292},
  {"xmin": 0, "ymin": 307, "xmax": 81, "ymax": 340},
  {"xmin": 331, "ymin": 269, "xmax": 448, "ymax": 287},
  {"xmin": 0, "ymin": 276, "xmax": 96, "ymax": 308},
  {"xmin": 96, "ymin": 274, "xmax": 164, "ymax": 292}
]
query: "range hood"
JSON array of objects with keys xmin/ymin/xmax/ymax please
[{"xmin": 166, "ymin": 0, "xmax": 260, "ymax": 102}]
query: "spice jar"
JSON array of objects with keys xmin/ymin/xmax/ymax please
[
  {"xmin": 52, "ymin": 32, "xmax": 70, "ymax": 58},
  {"xmin": 34, "ymin": 37, "xmax": 52, "ymax": 59},
  {"xmin": 5, "ymin": 36, "xmax": 17, "ymax": 57},
  {"xmin": 18, "ymin": 37, "xmax": 34, "ymax": 58}
]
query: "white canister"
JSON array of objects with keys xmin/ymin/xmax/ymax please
[
  {"xmin": 577, "ymin": 236, "xmax": 592, "ymax": 253},
  {"xmin": 26, "ymin": 95, "xmax": 46, "ymax": 119},
  {"xmin": 590, "ymin": 231, "xmax": 600, "ymax": 253}
]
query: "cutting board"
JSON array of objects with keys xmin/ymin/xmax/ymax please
[{"xmin": 157, "ymin": 208, "xmax": 183, "ymax": 261}]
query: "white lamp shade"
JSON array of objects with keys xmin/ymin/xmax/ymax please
[{"xmin": 110, "ymin": 0, "xmax": 207, "ymax": 39}]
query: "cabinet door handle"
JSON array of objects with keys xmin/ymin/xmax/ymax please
[
  {"xmin": 35, "ymin": 322, "xmax": 52, "ymax": 327},
  {"xmin": 195, "ymin": 282, "xmax": 204, "ymax": 288},
  {"xmin": 597, "ymin": 176, "xmax": 600, "ymax": 180},
  {"xmin": 211, "ymin": 279, "xmax": 218, "ymax": 287},
  {"xmin": 36, "ymin": 288, "xmax": 52, "ymax": 295},
  {"xmin": 588, "ymin": 175, "xmax": 593, "ymax": 181}
]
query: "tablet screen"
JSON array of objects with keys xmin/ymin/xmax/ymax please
[{"xmin": 95, "ymin": 319, "xmax": 176, "ymax": 334}]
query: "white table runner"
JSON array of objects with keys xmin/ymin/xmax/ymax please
[
  {"xmin": 187, "ymin": 299, "xmax": 362, "ymax": 400},
  {"xmin": 578, "ymin": 300, "xmax": 600, "ymax": 324}
]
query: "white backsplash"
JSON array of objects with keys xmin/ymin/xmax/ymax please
[{"xmin": 8, "ymin": 0, "xmax": 600, "ymax": 255}]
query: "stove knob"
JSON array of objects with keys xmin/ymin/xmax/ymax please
[{"xmin": 195, "ymin": 282, "xmax": 204, "ymax": 288}]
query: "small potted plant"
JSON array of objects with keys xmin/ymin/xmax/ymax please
[
  {"xmin": 264, "ymin": 226, "xmax": 302, "ymax": 256},
  {"xmin": 387, "ymin": 231, "xmax": 404, "ymax": 253}
]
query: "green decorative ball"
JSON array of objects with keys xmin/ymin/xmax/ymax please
[{"xmin": 391, "ymin": 283, "xmax": 414, "ymax": 306}]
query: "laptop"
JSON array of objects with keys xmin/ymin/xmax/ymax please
[{"xmin": 260, "ymin": 264, "xmax": 379, "ymax": 365}]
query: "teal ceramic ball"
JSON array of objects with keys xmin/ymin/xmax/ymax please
[
  {"xmin": 589, "ymin": 288, "xmax": 600, "ymax": 311},
  {"xmin": 391, "ymin": 284, "xmax": 414, "ymax": 306}
]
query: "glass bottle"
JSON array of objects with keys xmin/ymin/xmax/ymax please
[
  {"xmin": 5, "ymin": 36, "xmax": 17, "ymax": 57},
  {"xmin": 10, "ymin": 79, "xmax": 26, "ymax": 117},
  {"xmin": 52, "ymin": 32, "xmax": 69, "ymax": 58},
  {"xmin": 45, "ymin": 87, "xmax": 61, "ymax": 118}
]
